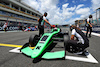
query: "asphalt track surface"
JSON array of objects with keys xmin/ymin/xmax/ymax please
[{"xmin": 0, "ymin": 28, "xmax": 100, "ymax": 67}]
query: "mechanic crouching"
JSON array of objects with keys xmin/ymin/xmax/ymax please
[{"xmin": 66, "ymin": 25, "xmax": 89, "ymax": 55}]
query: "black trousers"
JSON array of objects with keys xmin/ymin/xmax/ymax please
[
  {"xmin": 4, "ymin": 28, "xmax": 7, "ymax": 32},
  {"xmin": 38, "ymin": 25, "xmax": 44, "ymax": 36},
  {"xmin": 65, "ymin": 40, "xmax": 85, "ymax": 52},
  {"xmin": 86, "ymin": 27, "xmax": 92, "ymax": 37}
]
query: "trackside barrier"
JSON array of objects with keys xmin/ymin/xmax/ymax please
[
  {"xmin": 0, "ymin": 26, "xmax": 19, "ymax": 31},
  {"xmin": 80, "ymin": 26, "xmax": 100, "ymax": 33}
]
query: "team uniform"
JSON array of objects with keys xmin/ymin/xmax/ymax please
[
  {"xmin": 86, "ymin": 18, "xmax": 93, "ymax": 37},
  {"xmin": 66, "ymin": 29, "xmax": 89, "ymax": 53},
  {"xmin": 3, "ymin": 22, "xmax": 8, "ymax": 32},
  {"xmin": 38, "ymin": 16, "xmax": 46, "ymax": 36}
]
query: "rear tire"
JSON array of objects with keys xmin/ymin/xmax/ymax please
[
  {"xmin": 64, "ymin": 34, "xmax": 70, "ymax": 51},
  {"xmin": 29, "ymin": 35, "xmax": 40, "ymax": 47}
]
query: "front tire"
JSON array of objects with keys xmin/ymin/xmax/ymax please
[
  {"xmin": 64, "ymin": 34, "xmax": 70, "ymax": 51},
  {"xmin": 29, "ymin": 35, "xmax": 40, "ymax": 47}
]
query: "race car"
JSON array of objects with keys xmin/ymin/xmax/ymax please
[
  {"xmin": 20, "ymin": 27, "xmax": 69, "ymax": 59},
  {"xmin": 20, "ymin": 27, "xmax": 87, "ymax": 59}
]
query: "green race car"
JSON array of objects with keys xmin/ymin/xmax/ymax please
[{"xmin": 21, "ymin": 28, "xmax": 69, "ymax": 59}]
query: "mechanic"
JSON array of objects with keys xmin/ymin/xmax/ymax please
[
  {"xmin": 86, "ymin": 15, "xmax": 93, "ymax": 37},
  {"xmin": 38, "ymin": 12, "xmax": 52, "ymax": 36},
  {"xmin": 66, "ymin": 25, "xmax": 89, "ymax": 54}
]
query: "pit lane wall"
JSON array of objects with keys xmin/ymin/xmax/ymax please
[
  {"xmin": 80, "ymin": 26, "xmax": 100, "ymax": 33},
  {"xmin": 0, "ymin": 26, "xmax": 19, "ymax": 31}
]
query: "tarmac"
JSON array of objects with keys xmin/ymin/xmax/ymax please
[{"xmin": 0, "ymin": 28, "xmax": 100, "ymax": 67}]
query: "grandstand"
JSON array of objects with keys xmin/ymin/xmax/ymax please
[{"xmin": 0, "ymin": 0, "xmax": 42, "ymax": 30}]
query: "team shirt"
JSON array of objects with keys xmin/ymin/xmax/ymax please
[
  {"xmin": 3, "ymin": 23, "xmax": 7, "ymax": 29},
  {"xmin": 87, "ymin": 18, "xmax": 93, "ymax": 27},
  {"xmin": 72, "ymin": 29, "xmax": 84, "ymax": 44},
  {"xmin": 41, "ymin": 16, "xmax": 46, "ymax": 25},
  {"xmin": 87, "ymin": 18, "xmax": 92, "ymax": 23}
]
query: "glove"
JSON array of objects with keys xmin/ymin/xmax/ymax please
[{"xmin": 77, "ymin": 41, "xmax": 82, "ymax": 44}]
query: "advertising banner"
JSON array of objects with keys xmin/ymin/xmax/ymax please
[{"xmin": 0, "ymin": 26, "xmax": 19, "ymax": 31}]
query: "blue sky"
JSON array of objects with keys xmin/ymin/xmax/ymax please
[
  {"xmin": 58, "ymin": 0, "xmax": 90, "ymax": 8},
  {"xmin": 22, "ymin": 0, "xmax": 100, "ymax": 25}
]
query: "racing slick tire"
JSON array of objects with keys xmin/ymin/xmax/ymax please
[
  {"xmin": 64, "ymin": 34, "xmax": 70, "ymax": 51},
  {"xmin": 64, "ymin": 34, "xmax": 84, "ymax": 53},
  {"xmin": 29, "ymin": 35, "xmax": 40, "ymax": 47}
]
